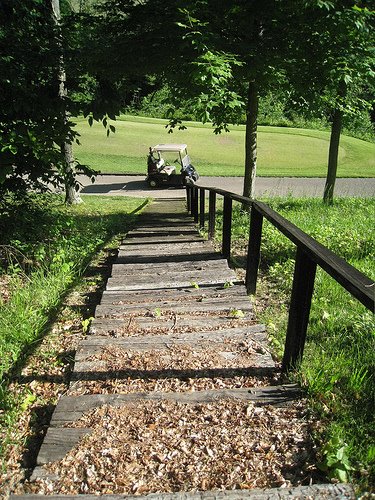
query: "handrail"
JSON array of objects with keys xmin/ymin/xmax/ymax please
[{"xmin": 186, "ymin": 184, "xmax": 374, "ymax": 371}]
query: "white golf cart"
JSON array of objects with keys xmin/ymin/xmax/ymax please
[{"xmin": 146, "ymin": 143, "xmax": 199, "ymax": 188}]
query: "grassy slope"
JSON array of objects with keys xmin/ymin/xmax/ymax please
[
  {"xmin": 0, "ymin": 195, "xmax": 147, "ymax": 390},
  {"xmin": 227, "ymin": 197, "xmax": 375, "ymax": 489},
  {"xmin": 73, "ymin": 115, "xmax": 375, "ymax": 177}
]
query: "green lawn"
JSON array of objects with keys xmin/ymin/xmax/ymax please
[{"xmin": 73, "ymin": 115, "xmax": 375, "ymax": 177}]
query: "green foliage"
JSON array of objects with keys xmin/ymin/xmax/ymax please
[
  {"xmin": 229, "ymin": 308, "xmax": 245, "ymax": 318},
  {"xmin": 0, "ymin": 0, "xmax": 67, "ymax": 196},
  {"xmin": 0, "ymin": 0, "xmax": 126, "ymax": 201},
  {"xmin": 223, "ymin": 281, "xmax": 234, "ymax": 289},
  {"xmin": 153, "ymin": 308, "xmax": 162, "ymax": 318},
  {"xmin": 288, "ymin": 1, "xmax": 375, "ymax": 120},
  {"xmin": 81, "ymin": 316, "xmax": 95, "ymax": 334},
  {"xmin": 131, "ymin": 85, "xmax": 374, "ymax": 142},
  {"xmin": 319, "ymin": 436, "xmax": 352, "ymax": 483}
]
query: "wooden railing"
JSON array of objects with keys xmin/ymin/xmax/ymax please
[{"xmin": 186, "ymin": 185, "xmax": 374, "ymax": 371}]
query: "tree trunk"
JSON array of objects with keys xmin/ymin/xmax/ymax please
[
  {"xmin": 323, "ymin": 82, "xmax": 346, "ymax": 205},
  {"xmin": 62, "ymin": 140, "xmax": 81, "ymax": 204},
  {"xmin": 51, "ymin": 0, "xmax": 82, "ymax": 205},
  {"xmin": 323, "ymin": 107, "xmax": 343, "ymax": 205},
  {"xmin": 243, "ymin": 81, "xmax": 258, "ymax": 201}
]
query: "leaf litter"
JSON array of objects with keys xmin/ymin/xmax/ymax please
[
  {"xmin": 25, "ymin": 399, "xmax": 320, "ymax": 495},
  {"xmin": 69, "ymin": 338, "xmax": 279, "ymax": 396}
]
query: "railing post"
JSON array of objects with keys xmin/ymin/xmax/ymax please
[
  {"xmin": 192, "ymin": 187, "xmax": 199, "ymax": 223},
  {"xmin": 186, "ymin": 186, "xmax": 192, "ymax": 214},
  {"xmin": 208, "ymin": 191, "xmax": 216, "ymax": 240},
  {"xmin": 199, "ymin": 189, "xmax": 205, "ymax": 228},
  {"xmin": 282, "ymin": 247, "xmax": 317, "ymax": 372},
  {"xmin": 246, "ymin": 204, "xmax": 263, "ymax": 295},
  {"xmin": 222, "ymin": 196, "xmax": 232, "ymax": 260}
]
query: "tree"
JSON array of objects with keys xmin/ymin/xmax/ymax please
[
  {"xmin": 287, "ymin": 1, "xmax": 374, "ymax": 204},
  {"xmin": 77, "ymin": 0, "xmax": 374, "ymax": 204},
  {"xmin": 0, "ymin": 0, "xmax": 68, "ymax": 200},
  {"xmin": 92, "ymin": 0, "xmax": 296, "ymax": 199},
  {"xmin": 173, "ymin": 1, "xmax": 294, "ymax": 199},
  {"xmin": 52, "ymin": 0, "xmax": 82, "ymax": 204},
  {"xmin": 0, "ymin": 0, "xmax": 124, "ymax": 206}
]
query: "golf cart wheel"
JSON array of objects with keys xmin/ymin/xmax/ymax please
[{"xmin": 148, "ymin": 179, "xmax": 158, "ymax": 188}]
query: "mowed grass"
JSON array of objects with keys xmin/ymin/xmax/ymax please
[{"xmin": 73, "ymin": 115, "xmax": 375, "ymax": 177}]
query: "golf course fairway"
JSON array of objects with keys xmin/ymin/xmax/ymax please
[{"xmin": 73, "ymin": 115, "xmax": 375, "ymax": 177}]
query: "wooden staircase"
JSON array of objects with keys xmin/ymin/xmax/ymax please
[{"xmin": 14, "ymin": 198, "xmax": 355, "ymax": 499}]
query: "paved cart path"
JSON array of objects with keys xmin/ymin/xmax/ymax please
[
  {"xmin": 78, "ymin": 174, "xmax": 375, "ymax": 198},
  {"xmin": 14, "ymin": 199, "xmax": 355, "ymax": 499}
]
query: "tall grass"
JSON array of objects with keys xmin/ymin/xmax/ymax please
[
  {"xmin": 0, "ymin": 194, "xmax": 147, "ymax": 401},
  {"xmin": 225, "ymin": 197, "xmax": 375, "ymax": 489}
]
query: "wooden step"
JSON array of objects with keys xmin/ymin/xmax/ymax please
[
  {"xmin": 75, "ymin": 326, "xmax": 269, "ymax": 360},
  {"xmin": 95, "ymin": 297, "xmax": 253, "ymax": 318},
  {"xmin": 26, "ymin": 386, "xmax": 302, "ymax": 471},
  {"xmin": 106, "ymin": 273, "xmax": 239, "ymax": 291},
  {"xmin": 11, "ymin": 483, "xmax": 356, "ymax": 498},
  {"xmin": 51, "ymin": 384, "xmax": 303, "ymax": 427},
  {"xmin": 118, "ymin": 242, "xmax": 213, "ymax": 255},
  {"xmin": 99, "ymin": 284, "xmax": 248, "ymax": 305},
  {"xmin": 110, "ymin": 258, "xmax": 232, "ymax": 274},
  {"xmin": 121, "ymin": 238, "xmax": 206, "ymax": 245},
  {"xmin": 108, "ymin": 266, "xmax": 238, "ymax": 281},
  {"xmin": 127, "ymin": 228, "xmax": 199, "ymax": 236},
  {"xmin": 115, "ymin": 252, "xmax": 225, "ymax": 264},
  {"xmin": 90, "ymin": 318, "xmax": 259, "ymax": 337}
]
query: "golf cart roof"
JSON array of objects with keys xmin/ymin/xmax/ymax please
[{"xmin": 151, "ymin": 144, "xmax": 187, "ymax": 153}]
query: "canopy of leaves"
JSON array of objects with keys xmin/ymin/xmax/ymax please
[
  {"xmin": 287, "ymin": 0, "xmax": 375, "ymax": 118},
  {"xmin": 0, "ymin": 0, "xmax": 70, "ymax": 197},
  {"xmin": 0, "ymin": 0, "xmax": 121, "ymax": 202}
]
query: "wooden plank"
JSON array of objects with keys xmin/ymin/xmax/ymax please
[
  {"xmin": 106, "ymin": 279, "xmax": 239, "ymax": 292},
  {"xmin": 110, "ymin": 261, "xmax": 232, "ymax": 273},
  {"xmin": 90, "ymin": 317, "xmax": 259, "ymax": 335},
  {"xmin": 115, "ymin": 252, "xmax": 225, "ymax": 264},
  {"xmin": 75, "ymin": 326, "xmax": 267, "ymax": 360},
  {"xmin": 94, "ymin": 298, "xmax": 253, "ymax": 318},
  {"xmin": 10, "ymin": 483, "xmax": 357, "ymax": 499},
  {"xmin": 127, "ymin": 228, "xmax": 198, "ymax": 236},
  {"xmin": 118, "ymin": 243, "xmax": 212, "ymax": 255},
  {"xmin": 106, "ymin": 276, "xmax": 240, "ymax": 289},
  {"xmin": 121, "ymin": 238, "xmax": 205, "ymax": 248},
  {"xmin": 99, "ymin": 284, "xmax": 248, "ymax": 304},
  {"xmin": 282, "ymin": 248, "xmax": 317, "ymax": 371},
  {"xmin": 36, "ymin": 428, "xmax": 91, "ymax": 464},
  {"xmin": 50, "ymin": 385, "xmax": 301, "ymax": 426},
  {"xmin": 109, "ymin": 267, "xmax": 237, "ymax": 281},
  {"xmin": 246, "ymin": 206, "xmax": 263, "ymax": 295},
  {"xmin": 72, "ymin": 351, "xmax": 275, "ymax": 375},
  {"xmin": 110, "ymin": 259, "xmax": 232, "ymax": 274}
]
